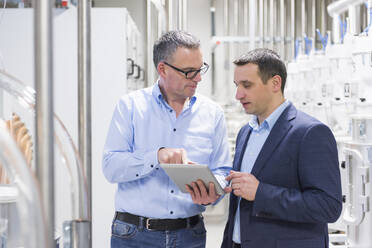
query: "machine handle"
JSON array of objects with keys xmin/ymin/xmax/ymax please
[
  {"xmin": 342, "ymin": 148, "xmax": 369, "ymax": 226},
  {"xmin": 127, "ymin": 58, "xmax": 134, "ymax": 77},
  {"xmin": 140, "ymin": 68, "xmax": 145, "ymax": 81},
  {"xmin": 133, "ymin": 64, "xmax": 141, "ymax": 79}
]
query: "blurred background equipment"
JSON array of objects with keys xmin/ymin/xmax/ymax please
[{"xmin": 0, "ymin": 0, "xmax": 371, "ymax": 247}]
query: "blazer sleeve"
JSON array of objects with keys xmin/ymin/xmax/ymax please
[{"xmin": 251, "ymin": 123, "xmax": 343, "ymax": 223}]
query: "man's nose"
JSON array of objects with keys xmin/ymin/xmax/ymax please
[
  {"xmin": 235, "ymin": 86, "xmax": 244, "ymax": 100},
  {"xmin": 192, "ymin": 71, "xmax": 202, "ymax": 82}
]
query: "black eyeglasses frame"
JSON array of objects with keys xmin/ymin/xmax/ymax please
[{"xmin": 163, "ymin": 61, "xmax": 209, "ymax": 79}]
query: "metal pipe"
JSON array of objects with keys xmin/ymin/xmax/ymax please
[
  {"xmin": 280, "ymin": 0, "xmax": 285, "ymax": 58},
  {"xmin": 272, "ymin": 0, "xmax": 276, "ymax": 50},
  {"xmin": 249, "ymin": 0, "xmax": 257, "ymax": 50},
  {"xmin": 369, "ymin": 0, "xmax": 372, "ymax": 28},
  {"xmin": 78, "ymin": 0, "xmax": 92, "ymax": 246},
  {"xmin": 348, "ymin": 4, "xmax": 358, "ymax": 35},
  {"xmin": 158, "ymin": 12, "xmax": 163, "ymax": 38},
  {"xmin": 327, "ymin": 0, "xmax": 368, "ymax": 42},
  {"xmin": 263, "ymin": 0, "xmax": 268, "ymax": 47},
  {"xmin": 182, "ymin": 0, "xmax": 187, "ymax": 30},
  {"xmin": 332, "ymin": 14, "xmax": 341, "ymax": 43},
  {"xmin": 327, "ymin": 0, "xmax": 366, "ymax": 17},
  {"xmin": 34, "ymin": 0, "xmax": 54, "ymax": 246},
  {"xmin": 146, "ymin": 1, "xmax": 154, "ymax": 86},
  {"xmin": 259, "ymin": 0, "xmax": 264, "ymax": 47},
  {"xmin": 302, "ymin": 0, "xmax": 306, "ymax": 37},
  {"xmin": 321, "ymin": 0, "xmax": 327, "ymax": 38},
  {"xmin": 210, "ymin": 0, "xmax": 216, "ymax": 36},
  {"xmin": 210, "ymin": 0, "xmax": 216, "ymax": 95},
  {"xmin": 234, "ymin": 0, "xmax": 239, "ymax": 36},
  {"xmin": 0, "ymin": 88, "xmax": 3, "ymax": 117},
  {"xmin": 167, "ymin": 0, "xmax": 173, "ymax": 30},
  {"xmin": 224, "ymin": 0, "xmax": 230, "ymax": 102},
  {"xmin": 267, "ymin": 0, "xmax": 272, "ymax": 49},
  {"xmin": 63, "ymin": 220, "xmax": 91, "ymax": 248},
  {"xmin": 244, "ymin": 0, "xmax": 248, "ymax": 37},
  {"xmin": 150, "ymin": 0, "xmax": 167, "ymax": 34},
  {"xmin": 312, "ymin": 0, "xmax": 316, "ymax": 41},
  {"xmin": 223, "ymin": 0, "xmax": 229, "ymax": 51},
  {"xmin": 178, "ymin": 0, "xmax": 182, "ymax": 29},
  {"xmin": 291, "ymin": 0, "xmax": 295, "ymax": 58},
  {"xmin": 233, "ymin": 0, "xmax": 238, "ymax": 64}
]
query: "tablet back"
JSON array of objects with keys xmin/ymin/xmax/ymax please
[{"xmin": 160, "ymin": 164, "xmax": 224, "ymax": 195}]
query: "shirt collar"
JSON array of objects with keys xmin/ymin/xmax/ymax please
[
  {"xmin": 152, "ymin": 80, "xmax": 163, "ymax": 105},
  {"xmin": 249, "ymin": 100, "xmax": 290, "ymax": 131},
  {"xmin": 152, "ymin": 79, "xmax": 197, "ymax": 109}
]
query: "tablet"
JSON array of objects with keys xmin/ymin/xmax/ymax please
[{"xmin": 159, "ymin": 164, "xmax": 224, "ymax": 195}]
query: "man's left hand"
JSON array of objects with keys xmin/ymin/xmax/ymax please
[
  {"xmin": 225, "ymin": 171, "xmax": 259, "ymax": 201},
  {"xmin": 185, "ymin": 180, "xmax": 220, "ymax": 205}
]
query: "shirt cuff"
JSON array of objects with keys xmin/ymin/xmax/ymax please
[
  {"xmin": 209, "ymin": 174, "xmax": 228, "ymax": 206},
  {"xmin": 142, "ymin": 149, "xmax": 160, "ymax": 175},
  {"xmin": 214, "ymin": 174, "xmax": 228, "ymax": 188}
]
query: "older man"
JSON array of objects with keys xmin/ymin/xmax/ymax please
[{"xmin": 103, "ymin": 30, "xmax": 231, "ymax": 248}]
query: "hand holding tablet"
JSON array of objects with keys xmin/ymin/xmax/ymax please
[{"xmin": 159, "ymin": 163, "xmax": 225, "ymax": 195}]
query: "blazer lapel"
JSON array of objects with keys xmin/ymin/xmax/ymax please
[
  {"xmin": 231, "ymin": 125, "xmax": 252, "ymax": 211},
  {"xmin": 234, "ymin": 126, "xmax": 252, "ymax": 172},
  {"xmin": 251, "ymin": 104, "xmax": 297, "ymax": 176}
]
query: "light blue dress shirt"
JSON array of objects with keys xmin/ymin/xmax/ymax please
[
  {"xmin": 102, "ymin": 82, "xmax": 232, "ymax": 219},
  {"xmin": 232, "ymin": 100, "xmax": 289, "ymax": 244}
]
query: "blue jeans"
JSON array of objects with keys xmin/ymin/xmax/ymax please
[{"xmin": 111, "ymin": 217, "xmax": 206, "ymax": 248}]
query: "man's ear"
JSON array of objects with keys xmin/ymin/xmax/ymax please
[
  {"xmin": 157, "ymin": 62, "xmax": 166, "ymax": 78},
  {"xmin": 271, "ymin": 75, "xmax": 282, "ymax": 93}
]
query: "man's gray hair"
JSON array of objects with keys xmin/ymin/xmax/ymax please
[{"xmin": 153, "ymin": 30, "xmax": 200, "ymax": 68}]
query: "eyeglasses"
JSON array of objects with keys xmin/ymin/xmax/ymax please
[{"xmin": 163, "ymin": 61, "xmax": 209, "ymax": 79}]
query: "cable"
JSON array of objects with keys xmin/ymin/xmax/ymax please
[{"xmin": 316, "ymin": 29, "xmax": 329, "ymax": 52}]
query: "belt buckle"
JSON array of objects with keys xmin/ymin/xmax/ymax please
[{"xmin": 145, "ymin": 218, "xmax": 153, "ymax": 230}]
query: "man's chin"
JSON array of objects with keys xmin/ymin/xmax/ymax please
[
  {"xmin": 243, "ymin": 107, "xmax": 254, "ymax": 115},
  {"xmin": 186, "ymin": 89, "xmax": 196, "ymax": 97}
]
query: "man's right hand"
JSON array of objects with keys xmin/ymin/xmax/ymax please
[{"xmin": 157, "ymin": 148, "xmax": 189, "ymax": 164}]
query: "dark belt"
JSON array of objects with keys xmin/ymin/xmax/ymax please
[
  {"xmin": 114, "ymin": 211, "xmax": 201, "ymax": 231},
  {"xmin": 232, "ymin": 242, "xmax": 241, "ymax": 248}
]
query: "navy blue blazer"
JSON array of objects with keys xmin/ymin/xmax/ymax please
[{"xmin": 221, "ymin": 103, "xmax": 342, "ymax": 248}]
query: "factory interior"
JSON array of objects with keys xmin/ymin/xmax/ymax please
[{"xmin": 0, "ymin": 0, "xmax": 372, "ymax": 247}]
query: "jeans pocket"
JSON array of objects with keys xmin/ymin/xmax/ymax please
[
  {"xmin": 190, "ymin": 220, "xmax": 207, "ymax": 238},
  {"xmin": 111, "ymin": 220, "xmax": 138, "ymax": 239}
]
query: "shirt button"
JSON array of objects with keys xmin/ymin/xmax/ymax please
[
  {"xmin": 151, "ymin": 164, "xmax": 154, "ymax": 168},
  {"xmin": 170, "ymin": 211, "xmax": 173, "ymax": 214},
  {"xmin": 171, "ymin": 190, "xmax": 174, "ymax": 193},
  {"xmin": 136, "ymin": 174, "xmax": 139, "ymax": 177},
  {"xmin": 156, "ymin": 168, "xmax": 159, "ymax": 170},
  {"xmin": 173, "ymin": 128, "xmax": 176, "ymax": 132},
  {"xmin": 170, "ymin": 109, "xmax": 173, "ymax": 113}
]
